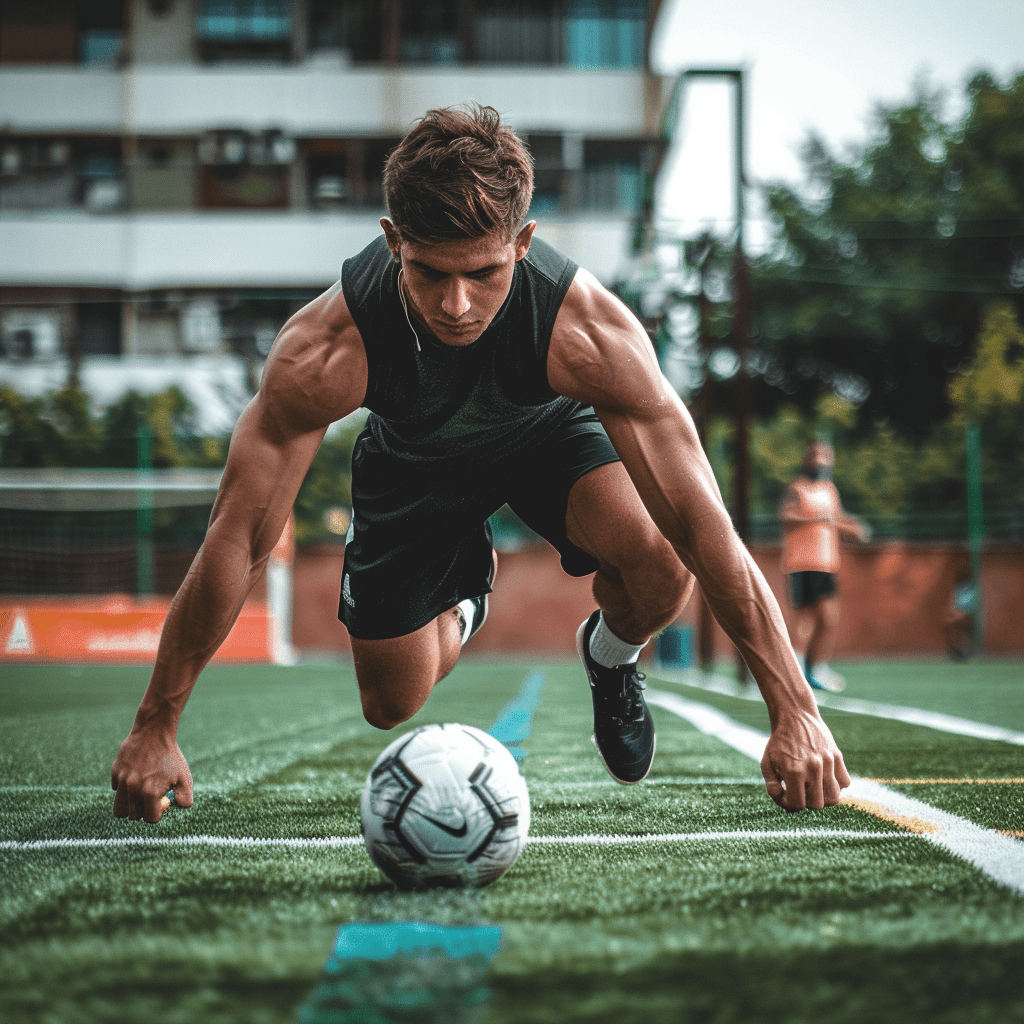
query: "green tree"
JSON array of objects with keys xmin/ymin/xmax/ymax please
[{"xmin": 753, "ymin": 71, "xmax": 1024, "ymax": 439}]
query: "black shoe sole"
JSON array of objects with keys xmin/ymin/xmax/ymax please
[{"xmin": 589, "ymin": 731, "xmax": 656, "ymax": 785}]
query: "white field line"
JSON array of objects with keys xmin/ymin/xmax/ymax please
[
  {"xmin": 0, "ymin": 777, "xmax": 769, "ymax": 795},
  {"xmin": 0, "ymin": 830, "xmax": 907, "ymax": 853},
  {"xmin": 647, "ymin": 688, "xmax": 1024, "ymax": 894},
  {"xmin": 654, "ymin": 668, "xmax": 1024, "ymax": 746}
]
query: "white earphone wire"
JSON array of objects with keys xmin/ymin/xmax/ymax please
[{"xmin": 397, "ymin": 269, "xmax": 421, "ymax": 352}]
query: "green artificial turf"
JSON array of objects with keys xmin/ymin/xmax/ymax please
[{"xmin": 2, "ymin": 659, "xmax": 1023, "ymax": 1024}]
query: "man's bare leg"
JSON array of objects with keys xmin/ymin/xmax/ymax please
[
  {"xmin": 565, "ymin": 461, "xmax": 694, "ymax": 643},
  {"xmin": 789, "ymin": 605, "xmax": 815, "ymax": 663},
  {"xmin": 805, "ymin": 595, "xmax": 841, "ymax": 667},
  {"xmin": 351, "ymin": 609, "xmax": 463, "ymax": 729},
  {"xmin": 563, "ymin": 461, "xmax": 693, "ymax": 782},
  {"xmin": 351, "ymin": 549, "xmax": 498, "ymax": 730},
  {"xmin": 805, "ymin": 594, "xmax": 845, "ymax": 690}
]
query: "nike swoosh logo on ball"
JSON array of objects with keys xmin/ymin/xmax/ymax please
[{"xmin": 422, "ymin": 814, "xmax": 468, "ymax": 837}]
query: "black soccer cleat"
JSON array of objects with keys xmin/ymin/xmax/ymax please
[{"xmin": 576, "ymin": 611, "xmax": 655, "ymax": 784}]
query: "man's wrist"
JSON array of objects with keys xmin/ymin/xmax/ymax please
[{"xmin": 132, "ymin": 698, "xmax": 182, "ymax": 735}]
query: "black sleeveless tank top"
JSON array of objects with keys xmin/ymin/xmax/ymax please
[{"xmin": 341, "ymin": 234, "xmax": 583, "ymax": 466}]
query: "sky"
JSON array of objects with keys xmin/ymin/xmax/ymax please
[{"xmin": 649, "ymin": 0, "xmax": 1024, "ymax": 252}]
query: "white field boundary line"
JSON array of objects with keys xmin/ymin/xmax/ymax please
[
  {"xmin": 0, "ymin": 777, "xmax": 769, "ymax": 795},
  {"xmin": 0, "ymin": 830, "xmax": 907, "ymax": 853},
  {"xmin": 647, "ymin": 688, "xmax": 1024, "ymax": 894},
  {"xmin": 653, "ymin": 668, "xmax": 1024, "ymax": 746}
]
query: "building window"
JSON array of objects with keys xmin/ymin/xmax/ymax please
[
  {"xmin": 308, "ymin": 0, "xmax": 381, "ymax": 62},
  {"xmin": 76, "ymin": 300, "xmax": 122, "ymax": 357},
  {"xmin": 468, "ymin": 0, "xmax": 648, "ymax": 67},
  {"xmin": 1, "ymin": 309, "xmax": 62, "ymax": 361},
  {"xmin": 525, "ymin": 134, "xmax": 649, "ymax": 215},
  {"xmin": 130, "ymin": 140, "xmax": 196, "ymax": 212},
  {"xmin": 0, "ymin": 137, "xmax": 123, "ymax": 212},
  {"xmin": 0, "ymin": 0, "xmax": 123, "ymax": 66},
  {"xmin": 564, "ymin": 0, "xmax": 645, "ymax": 69},
  {"xmin": 399, "ymin": 1, "xmax": 464, "ymax": 65},
  {"xmin": 195, "ymin": 0, "xmax": 292, "ymax": 61},
  {"xmin": 302, "ymin": 137, "xmax": 400, "ymax": 209},
  {"xmin": 473, "ymin": 0, "xmax": 561, "ymax": 64},
  {"xmin": 580, "ymin": 138, "xmax": 648, "ymax": 211},
  {"xmin": 197, "ymin": 131, "xmax": 294, "ymax": 209}
]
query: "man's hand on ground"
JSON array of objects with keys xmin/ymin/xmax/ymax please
[
  {"xmin": 111, "ymin": 729, "xmax": 194, "ymax": 823},
  {"xmin": 759, "ymin": 710, "xmax": 851, "ymax": 812}
]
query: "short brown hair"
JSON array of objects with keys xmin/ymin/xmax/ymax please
[{"xmin": 383, "ymin": 104, "xmax": 534, "ymax": 245}]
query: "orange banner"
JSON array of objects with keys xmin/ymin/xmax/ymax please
[{"xmin": 0, "ymin": 596, "xmax": 273, "ymax": 663}]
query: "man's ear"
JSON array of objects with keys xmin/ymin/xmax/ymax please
[
  {"xmin": 381, "ymin": 218, "xmax": 402, "ymax": 262},
  {"xmin": 515, "ymin": 220, "xmax": 537, "ymax": 261}
]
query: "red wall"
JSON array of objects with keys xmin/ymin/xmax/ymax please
[{"xmin": 292, "ymin": 542, "xmax": 1024, "ymax": 660}]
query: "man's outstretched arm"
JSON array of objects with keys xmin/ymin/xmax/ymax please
[
  {"xmin": 548, "ymin": 270, "xmax": 851, "ymax": 812},
  {"xmin": 111, "ymin": 285, "xmax": 366, "ymax": 822}
]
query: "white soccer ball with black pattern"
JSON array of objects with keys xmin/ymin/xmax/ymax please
[{"xmin": 360, "ymin": 723, "xmax": 530, "ymax": 889}]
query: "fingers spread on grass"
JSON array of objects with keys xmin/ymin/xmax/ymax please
[
  {"xmin": 113, "ymin": 781, "xmax": 130, "ymax": 818},
  {"xmin": 821, "ymin": 754, "xmax": 843, "ymax": 806},
  {"xmin": 760, "ymin": 756, "xmax": 787, "ymax": 808},
  {"xmin": 143, "ymin": 792, "xmax": 166, "ymax": 824},
  {"xmin": 782, "ymin": 772, "xmax": 807, "ymax": 812},
  {"xmin": 834, "ymin": 749, "xmax": 852, "ymax": 790},
  {"xmin": 172, "ymin": 752, "xmax": 194, "ymax": 807},
  {"xmin": 806, "ymin": 761, "xmax": 826, "ymax": 810}
]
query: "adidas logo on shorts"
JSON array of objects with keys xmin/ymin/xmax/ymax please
[{"xmin": 342, "ymin": 574, "xmax": 355, "ymax": 608}]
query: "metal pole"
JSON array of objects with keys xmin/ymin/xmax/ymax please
[
  {"xmin": 136, "ymin": 424, "xmax": 154, "ymax": 596},
  {"xmin": 965, "ymin": 423, "xmax": 984, "ymax": 652},
  {"xmin": 695, "ymin": 256, "xmax": 717, "ymax": 675}
]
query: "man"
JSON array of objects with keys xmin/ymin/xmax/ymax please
[
  {"xmin": 779, "ymin": 440, "xmax": 871, "ymax": 691},
  {"xmin": 112, "ymin": 105, "xmax": 850, "ymax": 823}
]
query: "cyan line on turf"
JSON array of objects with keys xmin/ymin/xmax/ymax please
[
  {"xmin": 297, "ymin": 923, "xmax": 502, "ymax": 1022},
  {"xmin": 487, "ymin": 669, "xmax": 546, "ymax": 761}
]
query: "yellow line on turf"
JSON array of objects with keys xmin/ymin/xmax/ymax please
[
  {"xmin": 997, "ymin": 830, "xmax": 1024, "ymax": 839},
  {"xmin": 863, "ymin": 778, "xmax": 1024, "ymax": 785},
  {"xmin": 838, "ymin": 797, "xmax": 942, "ymax": 834}
]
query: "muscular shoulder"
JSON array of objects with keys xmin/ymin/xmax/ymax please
[
  {"xmin": 259, "ymin": 282, "xmax": 367, "ymax": 432},
  {"xmin": 547, "ymin": 267, "xmax": 669, "ymax": 415}
]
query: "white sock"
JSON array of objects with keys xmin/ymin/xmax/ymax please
[
  {"xmin": 456, "ymin": 598, "xmax": 476, "ymax": 645},
  {"xmin": 589, "ymin": 611, "xmax": 646, "ymax": 668}
]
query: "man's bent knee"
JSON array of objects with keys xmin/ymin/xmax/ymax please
[
  {"xmin": 631, "ymin": 534, "xmax": 694, "ymax": 622},
  {"xmin": 359, "ymin": 686, "xmax": 423, "ymax": 731}
]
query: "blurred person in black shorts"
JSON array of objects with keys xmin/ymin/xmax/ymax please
[{"xmin": 779, "ymin": 441, "xmax": 871, "ymax": 691}]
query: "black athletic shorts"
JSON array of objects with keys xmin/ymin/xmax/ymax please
[
  {"xmin": 788, "ymin": 570, "xmax": 837, "ymax": 609},
  {"xmin": 339, "ymin": 408, "xmax": 620, "ymax": 640}
]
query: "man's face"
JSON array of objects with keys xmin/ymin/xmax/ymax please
[{"xmin": 382, "ymin": 219, "xmax": 536, "ymax": 347}]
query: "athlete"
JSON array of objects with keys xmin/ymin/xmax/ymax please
[
  {"xmin": 111, "ymin": 105, "xmax": 851, "ymax": 823},
  {"xmin": 779, "ymin": 440, "xmax": 871, "ymax": 691}
]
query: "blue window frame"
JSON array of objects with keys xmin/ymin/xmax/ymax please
[{"xmin": 196, "ymin": 0, "xmax": 292, "ymax": 42}]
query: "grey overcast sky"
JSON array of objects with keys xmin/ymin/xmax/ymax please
[{"xmin": 650, "ymin": 0, "xmax": 1024, "ymax": 248}]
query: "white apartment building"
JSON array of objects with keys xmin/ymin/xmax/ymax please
[{"xmin": 0, "ymin": 1, "xmax": 671, "ymax": 426}]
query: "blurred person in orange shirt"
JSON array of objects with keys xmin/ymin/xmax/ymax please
[{"xmin": 779, "ymin": 440, "xmax": 871, "ymax": 692}]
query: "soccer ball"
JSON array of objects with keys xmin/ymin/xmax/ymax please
[{"xmin": 360, "ymin": 723, "xmax": 530, "ymax": 889}]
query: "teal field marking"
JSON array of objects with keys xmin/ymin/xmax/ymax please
[
  {"xmin": 487, "ymin": 670, "xmax": 546, "ymax": 761},
  {"xmin": 326, "ymin": 922, "xmax": 503, "ymax": 964},
  {"xmin": 298, "ymin": 923, "xmax": 502, "ymax": 1023}
]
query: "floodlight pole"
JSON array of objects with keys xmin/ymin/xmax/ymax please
[{"xmin": 682, "ymin": 68, "xmax": 752, "ymax": 683}]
